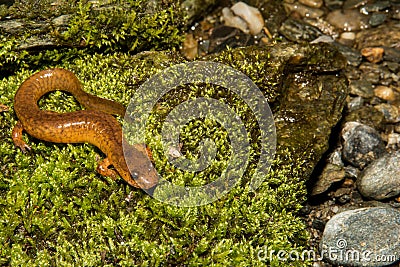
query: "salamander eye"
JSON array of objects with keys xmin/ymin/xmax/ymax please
[{"xmin": 131, "ymin": 172, "xmax": 139, "ymax": 179}]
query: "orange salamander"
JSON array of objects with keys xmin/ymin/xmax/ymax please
[{"xmin": 12, "ymin": 68, "xmax": 158, "ymax": 189}]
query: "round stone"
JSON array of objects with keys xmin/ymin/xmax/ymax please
[
  {"xmin": 357, "ymin": 151, "xmax": 400, "ymax": 200},
  {"xmin": 321, "ymin": 206, "xmax": 400, "ymax": 267},
  {"xmin": 374, "ymin": 85, "xmax": 397, "ymax": 101},
  {"xmin": 341, "ymin": 121, "xmax": 386, "ymax": 169}
]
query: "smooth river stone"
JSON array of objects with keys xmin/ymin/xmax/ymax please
[
  {"xmin": 357, "ymin": 151, "xmax": 400, "ymax": 200},
  {"xmin": 321, "ymin": 207, "xmax": 400, "ymax": 267}
]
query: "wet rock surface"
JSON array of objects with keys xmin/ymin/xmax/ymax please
[{"xmin": 204, "ymin": 43, "xmax": 348, "ymax": 174}]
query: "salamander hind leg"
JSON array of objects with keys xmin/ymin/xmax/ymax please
[
  {"xmin": 96, "ymin": 157, "xmax": 119, "ymax": 180},
  {"xmin": 12, "ymin": 121, "xmax": 31, "ymax": 153}
]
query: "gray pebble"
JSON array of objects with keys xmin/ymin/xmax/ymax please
[
  {"xmin": 369, "ymin": 13, "xmax": 387, "ymax": 27},
  {"xmin": 357, "ymin": 151, "xmax": 400, "ymax": 200},
  {"xmin": 333, "ymin": 42, "xmax": 363, "ymax": 66},
  {"xmin": 325, "ymin": 0, "xmax": 344, "ymax": 9},
  {"xmin": 349, "ymin": 80, "xmax": 374, "ymax": 98},
  {"xmin": 347, "ymin": 96, "xmax": 364, "ymax": 112},
  {"xmin": 360, "ymin": 1, "xmax": 391, "ymax": 14},
  {"xmin": 341, "ymin": 121, "xmax": 386, "ymax": 169},
  {"xmin": 313, "ymin": 218, "xmax": 326, "ymax": 231},
  {"xmin": 279, "ymin": 18, "xmax": 324, "ymax": 42},
  {"xmin": 320, "ymin": 207, "xmax": 400, "ymax": 266},
  {"xmin": 374, "ymin": 103, "xmax": 400, "ymax": 123}
]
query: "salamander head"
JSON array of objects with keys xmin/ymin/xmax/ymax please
[{"xmin": 122, "ymin": 143, "xmax": 159, "ymax": 190}]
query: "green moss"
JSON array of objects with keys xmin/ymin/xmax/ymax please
[
  {"xmin": 60, "ymin": 0, "xmax": 185, "ymax": 52},
  {"xmin": 0, "ymin": 0, "xmax": 186, "ymax": 74},
  {"xmin": 0, "ymin": 52, "xmax": 314, "ymax": 266}
]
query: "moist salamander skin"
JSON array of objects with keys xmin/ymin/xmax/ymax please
[{"xmin": 12, "ymin": 68, "xmax": 158, "ymax": 189}]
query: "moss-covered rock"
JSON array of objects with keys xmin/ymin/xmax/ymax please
[
  {"xmin": 0, "ymin": 0, "xmax": 186, "ymax": 74},
  {"xmin": 0, "ymin": 42, "xmax": 347, "ymax": 266}
]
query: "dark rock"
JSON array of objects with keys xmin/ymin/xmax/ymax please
[
  {"xmin": 264, "ymin": 43, "xmax": 348, "ymax": 157},
  {"xmin": 312, "ymin": 163, "xmax": 346, "ymax": 195},
  {"xmin": 0, "ymin": 19, "xmax": 24, "ymax": 34},
  {"xmin": 360, "ymin": 1, "xmax": 391, "ymax": 13},
  {"xmin": 321, "ymin": 207, "xmax": 400, "ymax": 267},
  {"xmin": 357, "ymin": 151, "xmax": 400, "ymax": 200},
  {"xmin": 312, "ymin": 218, "xmax": 326, "ymax": 231},
  {"xmin": 299, "ymin": 204, "xmax": 312, "ymax": 215},
  {"xmin": 208, "ymin": 25, "xmax": 254, "ymax": 54},
  {"xmin": 369, "ymin": 13, "xmax": 387, "ymax": 26},
  {"xmin": 341, "ymin": 121, "xmax": 386, "ymax": 169},
  {"xmin": 349, "ymin": 79, "xmax": 374, "ymax": 98},
  {"xmin": 359, "ymin": 62, "xmax": 398, "ymax": 83},
  {"xmin": 332, "ymin": 42, "xmax": 362, "ymax": 67},
  {"xmin": 279, "ymin": 18, "xmax": 324, "ymax": 42},
  {"xmin": 251, "ymin": 0, "xmax": 287, "ymax": 36},
  {"xmin": 385, "ymin": 61, "xmax": 400, "ymax": 72},
  {"xmin": 384, "ymin": 46, "xmax": 400, "ymax": 63},
  {"xmin": 325, "ymin": 0, "xmax": 344, "ymax": 10},
  {"xmin": 356, "ymin": 22, "xmax": 400, "ymax": 49},
  {"xmin": 393, "ymin": 4, "xmax": 400, "ymax": 19},
  {"xmin": 351, "ymin": 190, "xmax": 364, "ymax": 203}
]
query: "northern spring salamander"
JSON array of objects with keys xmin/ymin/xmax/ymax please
[{"xmin": 12, "ymin": 68, "xmax": 158, "ymax": 189}]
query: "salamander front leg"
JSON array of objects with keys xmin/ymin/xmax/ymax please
[
  {"xmin": 96, "ymin": 157, "xmax": 118, "ymax": 180},
  {"xmin": 12, "ymin": 121, "xmax": 31, "ymax": 153}
]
